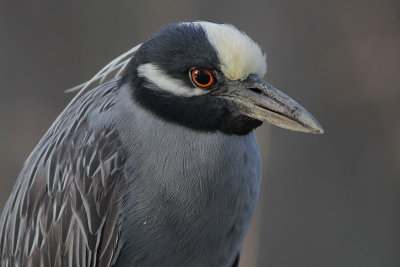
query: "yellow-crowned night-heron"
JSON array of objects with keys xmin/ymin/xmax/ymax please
[{"xmin": 0, "ymin": 21, "xmax": 323, "ymax": 267}]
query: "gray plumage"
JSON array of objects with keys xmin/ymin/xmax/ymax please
[
  {"xmin": 0, "ymin": 80, "xmax": 259, "ymax": 266},
  {"xmin": 0, "ymin": 81, "xmax": 125, "ymax": 266},
  {"xmin": 0, "ymin": 21, "xmax": 323, "ymax": 267}
]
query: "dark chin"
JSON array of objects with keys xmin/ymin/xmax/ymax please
[
  {"xmin": 131, "ymin": 83, "xmax": 262, "ymax": 135},
  {"xmin": 225, "ymin": 116, "xmax": 263, "ymax": 135}
]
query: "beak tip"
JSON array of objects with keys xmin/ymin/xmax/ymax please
[
  {"xmin": 292, "ymin": 105, "xmax": 324, "ymax": 134},
  {"xmin": 313, "ymin": 127, "xmax": 324, "ymax": 135},
  {"xmin": 307, "ymin": 119, "xmax": 324, "ymax": 134}
]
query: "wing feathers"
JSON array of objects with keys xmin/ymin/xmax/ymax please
[{"xmin": 0, "ymin": 81, "xmax": 127, "ymax": 267}]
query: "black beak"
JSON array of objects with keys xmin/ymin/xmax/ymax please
[{"xmin": 214, "ymin": 75, "xmax": 324, "ymax": 134}]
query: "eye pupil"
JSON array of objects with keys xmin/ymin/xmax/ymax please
[
  {"xmin": 191, "ymin": 68, "xmax": 215, "ymax": 88},
  {"xmin": 194, "ymin": 70, "xmax": 211, "ymax": 85}
]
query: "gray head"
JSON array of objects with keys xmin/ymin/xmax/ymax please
[{"xmin": 121, "ymin": 21, "xmax": 323, "ymax": 135}]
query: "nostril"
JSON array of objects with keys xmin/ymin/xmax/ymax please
[{"xmin": 249, "ymin": 88, "xmax": 263, "ymax": 94}]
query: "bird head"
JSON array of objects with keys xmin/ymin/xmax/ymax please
[{"xmin": 122, "ymin": 21, "xmax": 324, "ymax": 135}]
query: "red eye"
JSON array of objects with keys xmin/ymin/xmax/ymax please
[{"xmin": 190, "ymin": 68, "xmax": 215, "ymax": 88}]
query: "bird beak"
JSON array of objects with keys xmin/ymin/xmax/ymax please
[{"xmin": 215, "ymin": 75, "xmax": 324, "ymax": 134}]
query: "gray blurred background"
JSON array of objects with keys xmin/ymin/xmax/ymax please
[{"xmin": 0, "ymin": 1, "xmax": 399, "ymax": 266}]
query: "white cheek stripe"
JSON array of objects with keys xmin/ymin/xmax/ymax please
[{"xmin": 137, "ymin": 63, "xmax": 208, "ymax": 97}]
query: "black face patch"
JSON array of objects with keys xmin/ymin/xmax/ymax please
[
  {"xmin": 122, "ymin": 22, "xmax": 221, "ymax": 88},
  {"xmin": 121, "ymin": 22, "xmax": 262, "ymax": 135}
]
